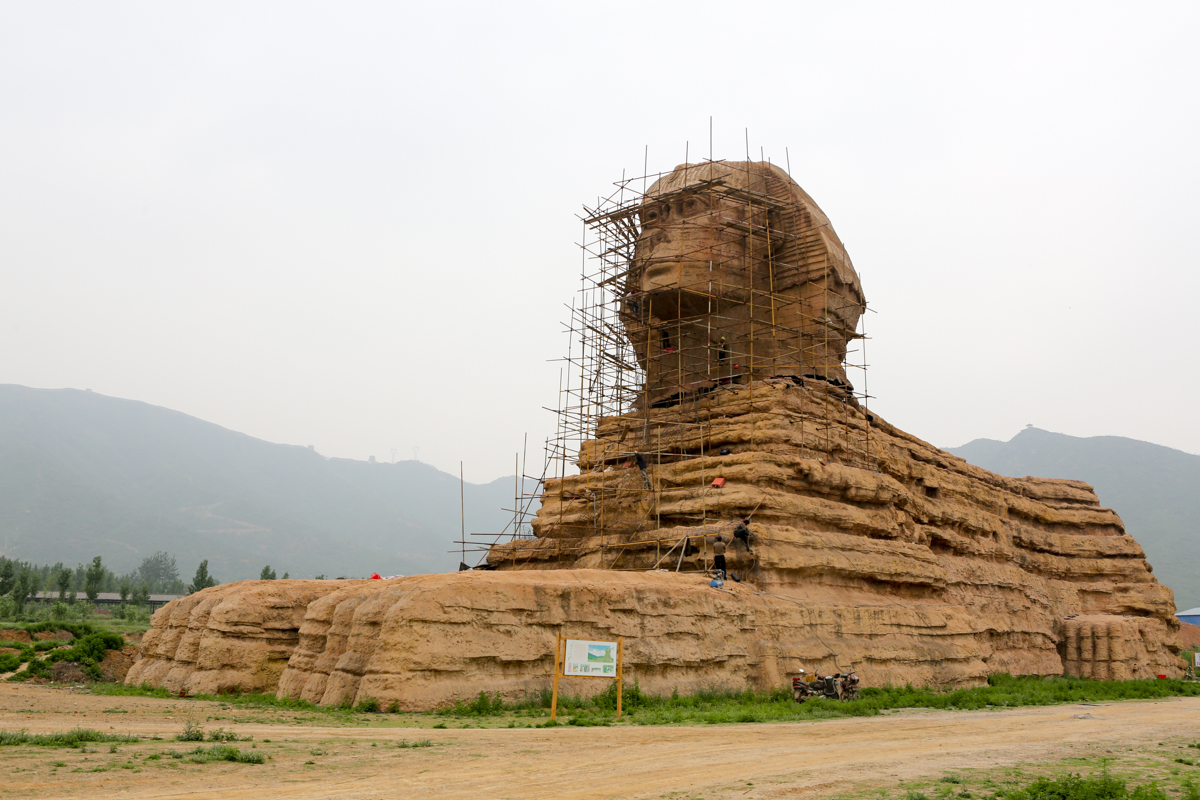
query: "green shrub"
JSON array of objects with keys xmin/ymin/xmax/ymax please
[
  {"xmin": 23, "ymin": 657, "xmax": 50, "ymax": 679},
  {"xmin": 354, "ymin": 697, "xmax": 381, "ymax": 713},
  {"xmin": 187, "ymin": 744, "xmax": 264, "ymax": 764},
  {"xmin": 176, "ymin": 721, "xmax": 205, "ymax": 742},
  {"xmin": 1006, "ymin": 772, "xmax": 1165, "ymax": 800},
  {"xmin": 0, "ymin": 653, "xmax": 20, "ymax": 672}
]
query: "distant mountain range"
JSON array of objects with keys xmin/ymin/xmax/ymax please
[
  {"xmin": 0, "ymin": 385, "xmax": 536, "ymax": 582},
  {"xmin": 948, "ymin": 427, "xmax": 1199, "ymax": 611},
  {"xmin": 3, "ymin": 387, "xmax": 1192, "ymax": 608}
]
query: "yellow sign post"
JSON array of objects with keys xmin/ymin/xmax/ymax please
[{"xmin": 551, "ymin": 633, "xmax": 624, "ymax": 720}]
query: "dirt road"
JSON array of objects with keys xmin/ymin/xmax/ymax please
[{"xmin": 1, "ymin": 683, "xmax": 1197, "ymax": 799}]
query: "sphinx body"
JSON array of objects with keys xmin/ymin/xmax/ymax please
[{"xmin": 128, "ymin": 162, "xmax": 1181, "ymax": 709}]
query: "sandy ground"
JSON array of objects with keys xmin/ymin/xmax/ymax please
[{"xmin": 1, "ymin": 683, "xmax": 1197, "ymax": 799}]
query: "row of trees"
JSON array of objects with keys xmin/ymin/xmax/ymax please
[{"xmin": 0, "ymin": 553, "xmax": 221, "ymax": 614}]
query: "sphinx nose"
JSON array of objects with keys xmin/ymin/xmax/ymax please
[{"xmin": 638, "ymin": 228, "xmax": 671, "ymax": 249}]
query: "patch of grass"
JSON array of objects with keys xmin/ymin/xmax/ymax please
[
  {"xmin": 442, "ymin": 674, "xmax": 1200, "ymax": 727},
  {"xmin": 397, "ymin": 739, "xmax": 434, "ymax": 748},
  {"xmin": 91, "ymin": 682, "xmax": 326, "ymax": 712},
  {"xmin": 186, "ymin": 744, "xmax": 264, "ymax": 764},
  {"xmin": 0, "ymin": 728, "xmax": 140, "ymax": 747},
  {"xmin": 87, "ymin": 672, "xmax": 1200, "ymax": 731}
]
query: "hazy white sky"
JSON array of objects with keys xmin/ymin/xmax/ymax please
[{"xmin": 2, "ymin": 1, "xmax": 1197, "ymax": 482}]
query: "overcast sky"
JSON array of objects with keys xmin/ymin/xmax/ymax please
[{"xmin": 2, "ymin": 2, "xmax": 1197, "ymax": 482}]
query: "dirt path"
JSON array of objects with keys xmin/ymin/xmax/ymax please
[{"xmin": 2, "ymin": 683, "xmax": 1198, "ymax": 799}]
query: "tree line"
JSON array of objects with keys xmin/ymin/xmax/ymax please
[{"xmin": 0, "ymin": 552, "xmax": 221, "ymax": 614}]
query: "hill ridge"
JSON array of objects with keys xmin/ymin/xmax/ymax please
[{"xmin": 0, "ymin": 384, "xmax": 532, "ymax": 581}]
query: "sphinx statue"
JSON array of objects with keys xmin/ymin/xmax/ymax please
[
  {"xmin": 129, "ymin": 156, "xmax": 1182, "ymax": 710},
  {"xmin": 622, "ymin": 161, "xmax": 865, "ymax": 406}
]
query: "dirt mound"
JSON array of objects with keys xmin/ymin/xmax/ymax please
[
  {"xmin": 50, "ymin": 662, "xmax": 88, "ymax": 683},
  {"xmin": 1, "ymin": 630, "xmax": 31, "ymax": 644},
  {"xmin": 1177, "ymin": 622, "xmax": 1200, "ymax": 649},
  {"xmin": 98, "ymin": 646, "xmax": 137, "ymax": 683}
]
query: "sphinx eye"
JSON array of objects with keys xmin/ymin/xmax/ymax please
[{"xmin": 643, "ymin": 204, "xmax": 668, "ymax": 224}]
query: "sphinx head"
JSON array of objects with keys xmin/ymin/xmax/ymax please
[{"xmin": 622, "ymin": 161, "xmax": 865, "ymax": 403}]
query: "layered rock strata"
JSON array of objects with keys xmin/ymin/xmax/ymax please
[
  {"xmin": 489, "ymin": 378, "xmax": 1179, "ymax": 682},
  {"xmin": 125, "ymin": 580, "xmax": 363, "ymax": 695}
]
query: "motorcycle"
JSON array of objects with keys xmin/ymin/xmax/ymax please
[
  {"xmin": 791, "ymin": 670, "xmax": 819, "ymax": 702},
  {"xmin": 792, "ymin": 670, "xmax": 860, "ymax": 703},
  {"xmin": 839, "ymin": 672, "xmax": 861, "ymax": 701}
]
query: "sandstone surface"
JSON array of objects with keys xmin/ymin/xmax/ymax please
[{"xmin": 125, "ymin": 580, "xmax": 364, "ymax": 696}]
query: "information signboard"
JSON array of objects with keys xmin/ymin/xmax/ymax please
[
  {"xmin": 563, "ymin": 639, "xmax": 619, "ymax": 677},
  {"xmin": 551, "ymin": 633, "xmax": 624, "ymax": 720}
]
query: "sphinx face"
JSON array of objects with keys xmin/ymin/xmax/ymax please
[
  {"xmin": 633, "ymin": 187, "xmax": 767, "ymax": 318},
  {"xmin": 620, "ymin": 161, "xmax": 865, "ymax": 403}
]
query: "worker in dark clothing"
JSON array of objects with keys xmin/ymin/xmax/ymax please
[
  {"xmin": 634, "ymin": 452, "xmax": 652, "ymax": 489},
  {"xmin": 733, "ymin": 518, "xmax": 754, "ymax": 552},
  {"xmin": 710, "ymin": 535, "xmax": 727, "ymax": 579}
]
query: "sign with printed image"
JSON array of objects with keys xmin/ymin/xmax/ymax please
[
  {"xmin": 551, "ymin": 632, "xmax": 626, "ymax": 720},
  {"xmin": 563, "ymin": 639, "xmax": 618, "ymax": 677}
]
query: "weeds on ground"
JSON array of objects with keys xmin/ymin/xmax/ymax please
[
  {"xmin": 871, "ymin": 749, "xmax": 1200, "ymax": 800},
  {"xmin": 206, "ymin": 727, "xmax": 252, "ymax": 742},
  {"xmin": 186, "ymin": 744, "xmax": 264, "ymax": 764},
  {"xmin": 92, "ymin": 682, "xmax": 321, "ymax": 711},
  {"xmin": 430, "ymin": 673, "xmax": 1200, "ymax": 726},
  {"xmin": 0, "ymin": 728, "xmax": 140, "ymax": 747}
]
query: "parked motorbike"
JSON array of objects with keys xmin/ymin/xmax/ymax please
[
  {"xmin": 792, "ymin": 670, "xmax": 860, "ymax": 702},
  {"xmin": 839, "ymin": 672, "xmax": 861, "ymax": 701},
  {"xmin": 791, "ymin": 670, "xmax": 819, "ymax": 702}
]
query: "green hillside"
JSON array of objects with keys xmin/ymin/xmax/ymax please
[
  {"xmin": 0, "ymin": 385, "xmax": 535, "ymax": 581},
  {"xmin": 947, "ymin": 427, "xmax": 1200, "ymax": 611}
]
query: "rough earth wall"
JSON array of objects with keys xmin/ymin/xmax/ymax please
[{"xmin": 125, "ymin": 580, "xmax": 363, "ymax": 696}]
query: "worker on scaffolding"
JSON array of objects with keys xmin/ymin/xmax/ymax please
[
  {"xmin": 709, "ymin": 534, "xmax": 727, "ymax": 580},
  {"xmin": 733, "ymin": 518, "xmax": 754, "ymax": 552}
]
